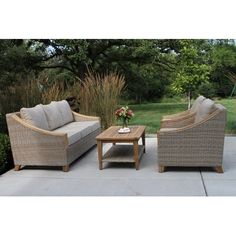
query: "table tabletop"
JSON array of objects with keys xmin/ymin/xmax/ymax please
[{"xmin": 96, "ymin": 125, "xmax": 146, "ymax": 141}]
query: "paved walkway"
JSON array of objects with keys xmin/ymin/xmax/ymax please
[{"xmin": 0, "ymin": 137, "xmax": 236, "ymax": 196}]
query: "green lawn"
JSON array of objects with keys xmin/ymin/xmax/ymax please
[{"xmin": 128, "ymin": 98, "xmax": 236, "ymax": 134}]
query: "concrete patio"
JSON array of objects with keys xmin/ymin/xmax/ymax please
[{"xmin": 0, "ymin": 137, "xmax": 236, "ymax": 196}]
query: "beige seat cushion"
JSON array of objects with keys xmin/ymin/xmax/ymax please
[
  {"xmin": 195, "ymin": 98, "xmax": 216, "ymax": 122},
  {"xmin": 20, "ymin": 105, "xmax": 49, "ymax": 130},
  {"xmin": 191, "ymin": 95, "xmax": 205, "ymax": 113},
  {"xmin": 53, "ymin": 121, "xmax": 100, "ymax": 145},
  {"xmin": 53, "ymin": 100, "xmax": 74, "ymax": 126},
  {"xmin": 159, "ymin": 128, "xmax": 179, "ymax": 132},
  {"xmin": 42, "ymin": 102, "xmax": 64, "ymax": 130}
]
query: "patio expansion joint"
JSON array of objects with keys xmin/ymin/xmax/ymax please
[
  {"xmin": 0, "ymin": 175, "xmax": 203, "ymax": 181},
  {"xmin": 199, "ymin": 168, "xmax": 208, "ymax": 196}
]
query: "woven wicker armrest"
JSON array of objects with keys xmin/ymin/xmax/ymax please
[
  {"xmin": 6, "ymin": 114, "xmax": 68, "ymax": 148},
  {"xmin": 160, "ymin": 112, "xmax": 196, "ymax": 128},
  {"xmin": 72, "ymin": 111, "xmax": 100, "ymax": 122},
  {"xmin": 158, "ymin": 109, "xmax": 225, "ymax": 137},
  {"xmin": 162, "ymin": 110, "xmax": 190, "ymax": 120}
]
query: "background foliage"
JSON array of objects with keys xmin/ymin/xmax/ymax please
[
  {"xmin": 0, "ymin": 134, "xmax": 12, "ymax": 173},
  {"xmin": 1, "ymin": 39, "xmax": 236, "ymax": 133}
]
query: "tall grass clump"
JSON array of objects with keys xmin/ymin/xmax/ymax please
[
  {"xmin": 39, "ymin": 72, "xmax": 81, "ymax": 105},
  {"xmin": 79, "ymin": 71, "xmax": 126, "ymax": 129}
]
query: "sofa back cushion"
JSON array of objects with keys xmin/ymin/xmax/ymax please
[
  {"xmin": 195, "ymin": 98, "xmax": 216, "ymax": 123},
  {"xmin": 20, "ymin": 104, "xmax": 49, "ymax": 130},
  {"xmin": 191, "ymin": 95, "xmax": 205, "ymax": 113},
  {"xmin": 53, "ymin": 100, "xmax": 74, "ymax": 125},
  {"xmin": 42, "ymin": 102, "xmax": 64, "ymax": 130},
  {"xmin": 42, "ymin": 100, "xmax": 74, "ymax": 130}
]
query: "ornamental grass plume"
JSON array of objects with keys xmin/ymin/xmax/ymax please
[{"xmin": 79, "ymin": 71, "xmax": 126, "ymax": 129}]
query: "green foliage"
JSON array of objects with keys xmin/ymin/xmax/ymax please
[
  {"xmin": 0, "ymin": 134, "xmax": 12, "ymax": 173},
  {"xmin": 33, "ymin": 39, "xmax": 178, "ymax": 103},
  {"xmin": 219, "ymin": 98, "xmax": 236, "ymax": 133},
  {"xmin": 210, "ymin": 42, "xmax": 236, "ymax": 97},
  {"xmin": 171, "ymin": 40, "xmax": 212, "ymax": 98},
  {"xmin": 196, "ymin": 81, "xmax": 216, "ymax": 98},
  {"xmin": 0, "ymin": 40, "xmax": 41, "ymax": 90},
  {"xmin": 1, "ymin": 38, "xmax": 236, "ymax": 129},
  {"xmin": 212, "ymin": 43, "xmax": 236, "ymax": 69}
]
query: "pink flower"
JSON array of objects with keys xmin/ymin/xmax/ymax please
[{"xmin": 115, "ymin": 106, "xmax": 134, "ymax": 120}]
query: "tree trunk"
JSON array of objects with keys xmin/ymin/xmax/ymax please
[
  {"xmin": 188, "ymin": 90, "xmax": 191, "ymax": 109},
  {"xmin": 230, "ymin": 83, "xmax": 236, "ymax": 98}
]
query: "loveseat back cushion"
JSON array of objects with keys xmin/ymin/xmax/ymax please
[
  {"xmin": 20, "ymin": 104, "xmax": 50, "ymax": 130},
  {"xmin": 42, "ymin": 102, "xmax": 64, "ymax": 130},
  {"xmin": 53, "ymin": 100, "xmax": 74, "ymax": 126},
  {"xmin": 191, "ymin": 95, "xmax": 205, "ymax": 113},
  {"xmin": 195, "ymin": 98, "xmax": 216, "ymax": 123}
]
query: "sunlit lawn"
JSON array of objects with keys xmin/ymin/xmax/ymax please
[
  {"xmin": 128, "ymin": 98, "xmax": 236, "ymax": 134},
  {"xmin": 219, "ymin": 98, "xmax": 236, "ymax": 134}
]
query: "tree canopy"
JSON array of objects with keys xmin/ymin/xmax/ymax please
[{"xmin": 1, "ymin": 39, "xmax": 236, "ymax": 102}]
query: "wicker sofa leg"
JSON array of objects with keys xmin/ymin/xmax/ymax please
[
  {"xmin": 215, "ymin": 166, "xmax": 224, "ymax": 173},
  {"xmin": 158, "ymin": 166, "xmax": 166, "ymax": 173},
  {"xmin": 62, "ymin": 165, "xmax": 69, "ymax": 172},
  {"xmin": 14, "ymin": 165, "xmax": 21, "ymax": 171}
]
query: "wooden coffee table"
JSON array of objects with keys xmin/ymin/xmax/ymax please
[{"xmin": 96, "ymin": 126, "xmax": 146, "ymax": 170}]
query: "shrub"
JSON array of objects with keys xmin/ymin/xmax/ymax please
[
  {"xmin": 0, "ymin": 134, "xmax": 12, "ymax": 174},
  {"xmin": 79, "ymin": 71, "xmax": 126, "ymax": 129},
  {"xmin": 195, "ymin": 81, "xmax": 217, "ymax": 98}
]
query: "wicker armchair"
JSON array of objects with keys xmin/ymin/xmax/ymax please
[
  {"xmin": 6, "ymin": 102, "xmax": 101, "ymax": 172},
  {"xmin": 158, "ymin": 103, "xmax": 227, "ymax": 173}
]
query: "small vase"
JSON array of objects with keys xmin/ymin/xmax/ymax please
[{"xmin": 122, "ymin": 118, "xmax": 128, "ymax": 128}]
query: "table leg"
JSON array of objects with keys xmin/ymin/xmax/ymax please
[
  {"xmin": 142, "ymin": 131, "xmax": 146, "ymax": 153},
  {"xmin": 97, "ymin": 141, "xmax": 103, "ymax": 170},
  {"xmin": 133, "ymin": 141, "xmax": 139, "ymax": 170}
]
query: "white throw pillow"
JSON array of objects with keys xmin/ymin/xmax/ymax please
[
  {"xmin": 20, "ymin": 104, "xmax": 49, "ymax": 130},
  {"xmin": 42, "ymin": 102, "xmax": 64, "ymax": 130},
  {"xmin": 53, "ymin": 100, "xmax": 74, "ymax": 126},
  {"xmin": 195, "ymin": 98, "xmax": 216, "ymax": 122},
  {"xmin": 191, "ymin": 95, "xmax": 205, "ymax": 113}
]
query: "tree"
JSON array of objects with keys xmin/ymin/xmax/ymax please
[
  {"xmin": 226, "ymin": 71, "xmax": 236, "ymax": 98},
  {"xmin": 0, "ymin": 40, "xmax": 42, "ymax": 90},
  {"xmin": 210, "ymin": 41, "xmax": 236, "ymax": 97},
  {"xmin": 171, "ymin": 40, "xmax": 212, "ymax": 108},
  {"xmin": 31, "ymin": 39, "xmax": 178, "ymax": 102},
  {"xmin": 0, "ymin": 39, "xmax": 181, "ymax": 103}
]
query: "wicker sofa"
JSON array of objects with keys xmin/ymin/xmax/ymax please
[
  {"xmin": 6, "ymin": 100, "xmax": 101, "ymax": 172},
  {"xmin": 158, "ymin": 97, "xmax": 227, "ymax": 173}
]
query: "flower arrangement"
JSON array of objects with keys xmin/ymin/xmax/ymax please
[{"xmin": 115, "ymin": 106, "xmax": 134, "ymax": 129}]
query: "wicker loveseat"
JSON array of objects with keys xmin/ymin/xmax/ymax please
[
  {"xmin": 6, "ymin": 100, "xmax": 101, "ymax": 172},
  {"xmin": 158, "ymin": 97, "xmax": 227, "ymax": 173}
]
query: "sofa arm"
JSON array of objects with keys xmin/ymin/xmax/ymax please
[
  {"xmin": 72, "ymin": 111, "xmax": 101, "ymax": 122},
  {"xmin": 160, "ymin": 112, "xmax": 196, "ymax": 128},
  {"xmin": 6, "ymin": 114, "xmax": 68, "ymax": 149}
]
